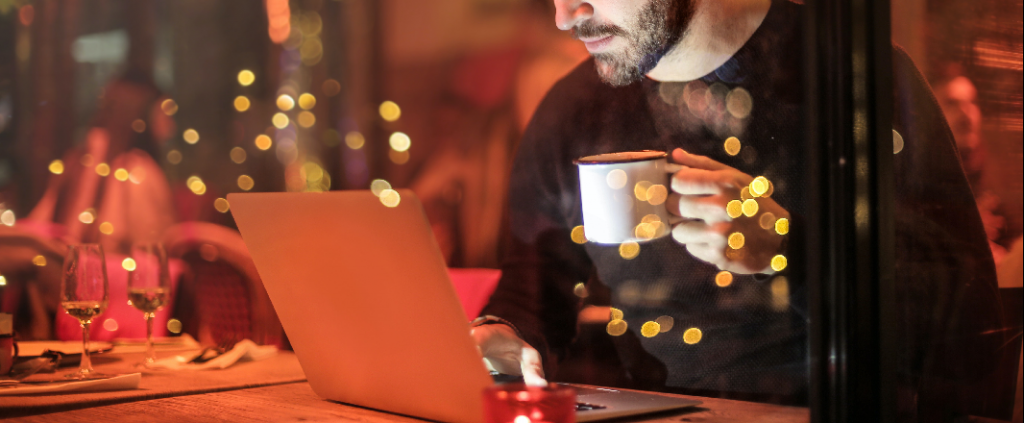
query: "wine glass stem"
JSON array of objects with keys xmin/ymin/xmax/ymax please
[
  {"xmin": 145, "ymin": 313, "xmax": 155, "ymax": 363},
  {"xmin": 81, "ymin": 321, "xmax": 93, "ymax": 373}
]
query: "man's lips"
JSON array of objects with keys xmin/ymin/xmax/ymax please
[{"xmin": 579, "ymin": 35, "xmax": 614, "ymax": 52}]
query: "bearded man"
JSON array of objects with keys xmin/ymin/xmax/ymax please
[{"xmin": 471, "ymin": 0, "xmax": 1002, "ymax": 417}]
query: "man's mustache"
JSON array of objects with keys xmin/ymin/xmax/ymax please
[{"xmin": 571, "ymin": 21, "xmax": 627, "ymax": 40}]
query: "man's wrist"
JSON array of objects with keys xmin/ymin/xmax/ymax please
[{"xmin": 471, "ymin": 315, "xmax": 526, "ymax": 340}]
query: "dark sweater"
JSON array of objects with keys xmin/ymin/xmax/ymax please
[{"xmin": 482, "ymin": 0, "xmax": 1002, "ymax": 414}]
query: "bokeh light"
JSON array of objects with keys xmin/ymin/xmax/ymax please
[
  {"xmin": 188, "ymin": 177, "xmax": 207, "ymax": 195},
  {"xmin": 683, "ymin": 328, "xmax": 703, "ymax": 345},
  {"xmin": 573, "ymin": 282, "xmax": 589, "ymax": 298},
  {"xmin": 95, "ymin": 163, "xmax": 111, "ymax": 176},
  {"xmin": 276, "ymin": 94, "xmax": 295, "ymax": 111},
  {"xmin": 775, "ymin": 218, "xmax": 790, "ymax": 235},
  {"xmin": 771, "ymin": 255, "xmax": 788, "ymax": 272},
  {"xmin": 0, "ymin": 210, "xmax": 14, "ymax": 226},
  {"xmin": 646, "ymin": 184, "xmax": 668, "ymax": 206},
  {"xmin": 167, "ymin": 318, "xmax": 182, "ymax": 334},
  {"xmin": 32, "ymin": 255, "xmax": 47, "ymax": 267},
  {"xmin": 606, "ymin": 319, "xmax": 628, "ymax": 336},
  {"xmin": 389, "ymin": 132, "xmax": 411, "ymax": 152},
  {"xmin": 726, "ymin": 87, "xmax": 753, "ymax": 119},
  {"xmin": 771, "ymin": 276, "xmax": 790, "ymax": 311},
  {"xmin": 619, "ymin": 242, "xmax": 640, "ymax": 260},
  {"xmin": 167, "ymin": 150, "xmax": 182, "ymax": 165},
  {"xmin": 726, "ymin": 200, "xmax": 743, "ymax": 219},
  {"xmin": 640, "ymin": 321, "xmax": 661, "ymax": 338},
  {"xmin": 122, "ymin": 258, "xmax": 137, "ymax": 271},
  {"xmin": 728, "ymin": 232, "xmax": 745, "ymax": 249},
  {"xmin": 103, "ymin": 318, "xmax": 119, "ymax": 332},
  {"xmin": 750, "ymin": 176, "xmax": 770, "ymax": 197},
  {"xmin": 322, "ymin": 79, "xmax": 341, "ymax": 97},
  {"xmin": 760, "ymin": 212, "xmax": 777, "ymax": 230},
  {"xmin": 272, "ymin": 113, "xmax": 289, "ymax": 129},
  {"xmin": 99, "ymin": 222, "xmax": 114, "ymax": 235},
  {"xmin": 345, "ymin": 131, "xmax": 365, "ymax": 150},
  {"xmin": 570, "ymin": 225, "xmax": 588, "ymax": 244},
  {"xmin": 742, "ymin": 199, "xmax": 759, "ymax": 217},
  {"xmin": 724, "ymin": 137, "xmax": 741, "ymax": 156},
  {"xmin": 230, "ymin": 147, "xmax": 247, "ymax": 164},
  {"xmin": 234, "ymin": 96, "xmax": 251, "ymax": 112},
  {"xmin": 131, "ymin": 119, "xmax": 146, "ymax": 133},
  {"xmin": 183, "ymin": 129, "xmax": 200, "ymax": 144},
  {"xmin": 161, "ymin": 99, "xmax": 178, "ymax": 116},
  {"xmin": 715, "ymin": 271, "xmax": 733, "ymax": 287},
  {"xmin": 238, "ymin": 175, "xmax": 255, "ymax": 191},
  {"xmin": 78, "ymin": 209, "xmax": 95, "ymax": 224},
  {"xmin": 214, "ymin": 198, "xmax": 230, "ymax": 213},
  {"xmin": 379, "ymin": 101, "xmax": 401, "ymax": 122},
  {"xmin": 237, "ymin": 70, "xmax": 255, "ymax": 86},
  {"xmin": 370, "ymin": 179, "xmax": 392, "ymax": 196},
  {"xmin": 114, "ymin": 168, "xmax": 130, "ymax": 182},
  {"xmin": 379, "ymin": 189, "xmax": 401, "ymax": 208},
  {"xmin": 606, "ymin": 169, "xmax": 627, "ymax": 189},
  {"xmin": 298, "ymin": 93, "xmax": 316, "ymax": 110},
  {"xmin": 297, "ymin": 111, "xmax": 316, "ymax": 128},
  {"xmin": 389, "ymin": 149, "xmax": 410, "ymax": 165},
  {"xmin": 655, "ymin": 316, "xmax": 674, "ymax": 332},
  {"xmin": 48, "ymin": 160, "xmax": 64, "ymax": 175},
  {"xmin": 255, "ymin": 134, "xmax": 273, "ymax": 150},
  {"xmin": 634, "ymin": 181, "xmax": 653, "ymax": 201},
  {"xmin": 610, "ymin": 307, "xmax": 624, "ymax": 320}
]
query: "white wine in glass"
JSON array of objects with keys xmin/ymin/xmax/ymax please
[
  {"xmin": 127, "ymin": 243, "xmax": 171, "ymax": 367},
  {"xmin": 60, "ymin": 244, "xmax": 110, "ymax": 380}
]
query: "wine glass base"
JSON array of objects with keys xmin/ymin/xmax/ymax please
[{"xmin": 63, "ymin": 370, "xmax": 114, "ymax": 380}]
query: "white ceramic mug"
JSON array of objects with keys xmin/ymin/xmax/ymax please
[{"xmin": 575, "ymin": 151, "xmax": 673, "ymax": 244}]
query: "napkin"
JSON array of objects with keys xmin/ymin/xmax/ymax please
[
  {"xmin": 149, "ymin": 339, "xmax": 277, "ymax": 371},
  {"xmin": 0, "ymin": 373, "xmax": 141, "ymax": 396}
]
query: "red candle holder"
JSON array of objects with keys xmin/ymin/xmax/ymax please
[{"xmin": 483, "ymin": 383, "xmax": 576, "ymax": 423}]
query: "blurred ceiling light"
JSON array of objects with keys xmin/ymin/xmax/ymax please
[
  {"xmin": 78, "ymin": 209, "xmax": 96, "ymax": 224},
  {"xmin": 234, "ymin": 96, "xmax": 251, "ymax": 112},
  {"xmin": 95, "ymin": 163, "xmax": 111, "ymax": 177},
  {"xmin": 272, "ymin": 113, "xmax": 290, "ymax": 129},
  {"xmin": 122, "ymin": 258, "xmax": 137, "ymax": 271},
  {"xmin": 238, "ymin": 175, "xmax": 255, "ymax": 191},
  {"xmin": 771, "ymin": 255, "xmax": 788, "ymax": 272},
  {"xmin": 276, "ymin": 95, "xmax": 295, "ymax": 111},
  {"xmin": 255, "ymin": 135, "xmax": 273, "ymax": 151},
  {"xmin": 640, "ymin": 321, "xmax": 661, "ymax": 338},
  {"xmin": 297, "ymin": 111, "xmax": 316, "ymax": 128},
  {"xmin": 188, "ymin": 178, "xmax": 207, "ymax": 196},
  {"xmin": 298, "ymin": 93, "xmax": 316, "ymax": 110},
  {"xmin": 389, "ymin": 132, "xmax": 411, "ymax": 152},
  {"xmin": 728, "ymin": 232, "xmax": 745, "ymax": 250},
  {"xmin": 183, "ymin": 129, "xmax": 200, "ymax": 144},
  {"xmin": 379, "ymin": 101, "xmax": 401, "ymax": 122},
  {"xmin": 48, "ymin": 160, "xmax": 64, "ymax": 175},
  {"xmin": 167, "ymin": 319, "xmax": 182, "ymax": 334},
  {"xmin": 131, "ymin": 119, "xmax": 146, "ymax": 133},
  {"xmin": 345, "ymin": 132, "xmax": 365, "ymax": 150},
  {"xmin": 322, "ymin": 79, "xmax": 341, "ymax": 97},
  {"xmin": 161, "ymin": 99, "xmax": 178, "ymax": 116},
  {"xmin": 167, "ymin": 150, "xmax": 183, "ymax": 165},
  {"xmin": 619, "ymin": 242, "xmax": 640, "ymax": 260},
  {"xmin": 99, "ymin": 222, "xmax": 114, "ymax": 235},
  {"xmin": 683, "ymin": 328, "xmax": 703, "ymax": 344},
  {"xmin": 238, "ymin": 70, "xmax": 256, "ymax": 87},
  {"xmin": 114, "ymin": 168, "xmax": 130, "ymax": 182},
  {"xmin": 230, "ymin": 147, "xmax": 247, "ymax": 164},
  {"xmin": 32, "ymin": 255, "xmax": 46, "ymax": 267}
]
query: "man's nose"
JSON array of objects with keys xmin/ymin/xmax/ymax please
[{"xmin": 553, "ymin": 0, "xmax": 593, "ymax": 31}]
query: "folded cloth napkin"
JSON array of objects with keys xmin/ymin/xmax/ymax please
[
  {"xmin": 0, "ymin": 373, "xmax": 141, "ymax": 396},
  {"xmin": 149, "ymin": 339, "xmax": 277, "ymax": 371}
]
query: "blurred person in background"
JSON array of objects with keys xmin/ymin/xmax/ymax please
[
  {"xmin": 25, "ymin": 70, "xmax": 176, "ymax": 255},
  {"xmin": 470, "ymin": 0, "xmax": 1002, "ymax": 420},
  {"xmin": 934, "ymin": 71, "xmax": 1015, "ymax": 263}
]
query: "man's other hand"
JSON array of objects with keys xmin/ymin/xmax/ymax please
[
  {"xmin": 471, "ymin": 323, "xmax": 547, "ymax": 386},
  {"xmin": 666, "ymin": 148, "xmax": 790, "ymax": 274}
]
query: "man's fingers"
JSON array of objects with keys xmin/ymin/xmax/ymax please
[
  {"xmin": 667, "ymin": 194, "xmax": 730, "ymax": 223},
  {"xmin": 520, "ymin": 347, "xmax": 547, "ymax": 387},
  {"xmin": 672, "ymin": 220, "xmax": 714, "ymax": 244},
  {"xmin": 686, "ymin": 242, "xmax": 725, "ymax": 267},
  {"xmin": 671, "ymin": 148, "xmax": 733, "ymax": 171},
  {"xmin": 670, "ymin": 167, "xmax": 726, "ymax": 196}
]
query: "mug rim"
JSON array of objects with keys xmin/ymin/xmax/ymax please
[{"xmin": 573, "ymin": 150, "xmax": 667, "ymax": 165}]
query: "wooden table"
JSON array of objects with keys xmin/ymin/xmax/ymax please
[{"xmin": 2, "ymin": 350, "xmax": 809, "ymax": 422}]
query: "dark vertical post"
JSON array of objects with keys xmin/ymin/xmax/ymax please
[{"xmin": 806, "ymin": 0, "xmax": 894, "ymax": 420}]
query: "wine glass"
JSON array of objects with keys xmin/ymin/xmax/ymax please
[
  {"xmin": 127, "ymin": 243, "xmax": 171, "ymax": 368},
  {"xmin": 60, "ymin": 244, "xmax": 110, "ymax": 380}
]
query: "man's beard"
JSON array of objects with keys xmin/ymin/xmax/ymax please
[{"xmin": 572, "ymin": 0, "xmax": 694, "ymax": 86}]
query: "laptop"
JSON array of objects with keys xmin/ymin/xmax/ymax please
[{"xmin": 228, "ymin": 190, "xmax": 700, "ymax": 423}]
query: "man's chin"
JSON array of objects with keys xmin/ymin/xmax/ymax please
[{"xmin": 594, "ymin": 56, "xmax": 643, "ymax": 87}]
